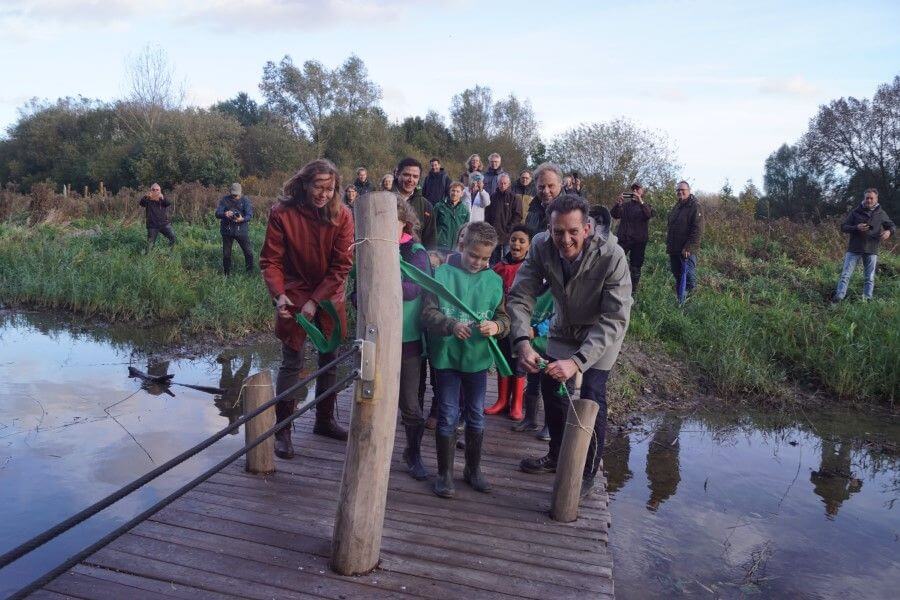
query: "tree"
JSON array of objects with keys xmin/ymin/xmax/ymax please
[
  {"xmin": 719, "ymin": 179, "xmax": 735, "ymax": 203},
  {"xmin": 260, "ymin": 54, "xmax": 382, "ymax": 154},
  {"xmin": 213, "ymin": 92, "xmax": 263, "ymax": 127},
  {"xmin": 396, "ymin": 111, "xmax": 454, "ymax": 161},
  {"xmin": 737, "ymin": 179, "xmax": 760, "ymax": 215},
  {"xmin": 449, "ymin": 85, "xmax": 493, "ymax": 144},
  {"xmin": 120, "ymin": 44, "xmax": 185, "ymax": 134},
  {"xmin": 801, "ymin": 75, "xmax": 900, "ymax": 214},
  {"xmin": 492, "ymin": 94, "xmax": 539, "ymax": 156},
  {"xmin": 759, "ymin": 143, "xmax": 830, "ymax": 220},
  {"xmin": 548, "ymin": 118, "xmax": 679, "ymax": 200}
]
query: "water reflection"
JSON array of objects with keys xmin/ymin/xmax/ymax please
[
  {"xmin": 604, "ymin": 409, "xmax": 900, "ymax": 599},
  {"xmin": 0, "ymin": 312, "xmax": 283, "ymax": 596},
  {"xmin": 810, "ymin": 438, "xmax": 863, "ymax": 519},
  {"xmin": 214, "ymin": 352, "xmax": 252, "ymax": 431},
  {"xmin": 645, "ymin": 414, "xmax": 681, "ymax": 512}
]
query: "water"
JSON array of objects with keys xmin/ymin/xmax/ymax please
[
  {"xmin": 1, "ymin": 312, "xmax": 897, "ymax": 598},
  {"xmin": 605, "ymin": 410, "xmax": 900, "ymax": 599},
  {"xmin": 0, "ymin": 311, "xmax": 287, "ymax": 596}
]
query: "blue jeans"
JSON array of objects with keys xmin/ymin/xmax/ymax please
[
  {"xmin": 835, "ymin": 252, "xmax": 877, "ymax": 300},
  {"xmin": 435, "ymin": 369, "xmax": 487, "ymax": 436},
  {"xmin": 669, "ymin": 253, "xmax": 697, "ymax": 303}
]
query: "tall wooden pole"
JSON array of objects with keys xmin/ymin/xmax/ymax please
[
  {"xmin": 331, "ymin": 191, "xmax": 402, "ymax": 575},
  {"xmin": 243, "ymin": 370, "xmax": 275, "ymax": 475}
]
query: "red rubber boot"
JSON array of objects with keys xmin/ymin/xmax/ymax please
[
  {"xmin": 484, "ymin": 375, "xmax": 510, "ymax": 415},
  {"xmin": 508, "ymin": 376, "xmax": 525, "ymax": 421}
]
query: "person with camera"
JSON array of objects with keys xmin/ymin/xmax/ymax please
[
  {"xmin": 611, "ymin": 183, "xmax": 653, "ymax": 293},
  {"xmin": 564, "ymin": 172, "xmax": 584, "ymax": 197},
  {"xmin": 830, "ymin": 188, "xmax": 895, "ymax": 303},
  {"xmin": 215, "ymin": 182, "xmax": 255, "ymax": 275},
  {"xmin": 139, "ymin": 183, "xmax": 176, "ymax": 250}
]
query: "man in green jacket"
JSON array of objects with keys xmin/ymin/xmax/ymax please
[
  {"xmin": 508, "ymin": 192, "xmax": 632, "ymax": 499},
  {"xmin": 395, "ymin": 157, "xmax": 436, "ymax": 249},
  {"xmin": 666, "ymin": 181, "xmax": 703, "ymax": 304}
]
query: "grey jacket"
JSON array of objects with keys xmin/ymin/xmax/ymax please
[{"xmin": 507, "ymin": 221, "xmax": 632, "ymax": 371}]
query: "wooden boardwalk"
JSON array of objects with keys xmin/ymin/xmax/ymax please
[{"xmin": 34, "ymin": 378, "xmax": 614, "ymax": 599}]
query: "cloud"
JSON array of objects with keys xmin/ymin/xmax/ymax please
[
  {"xmin": 178, "ymin": 0, "xmax": 435, "ymax": 32},
  {"xmin": 0, "ymin": 0, "xmax": 141, "ymax": 24},
  {"xmin": 759, "ymin": 75, "xmax": 819, "ymax": 97}
]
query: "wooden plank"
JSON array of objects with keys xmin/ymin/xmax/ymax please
[
  {"xmin": 39, "ymin": 368, "xmax": 614, "ymax": 599},
  {"xmin": 69, "ymin": 564, "xmax": 241, "ymax": 600}
]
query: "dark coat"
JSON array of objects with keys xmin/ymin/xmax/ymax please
[
  {"xmin": 353, "ymin": 179, "xmax": 373, "ymax": 196},
  {"xmin": 139, "ymin": 195, "xmax": 171, "ymax": 229},
  {"xmin": 422, "ymin": 168, "xmax": 451, "ymax": 206},
  {"xmin": 525, "ymin": 195, "xmax": 556, "ymax": 234},
  {"xmin": 611, "ymin": 199, "xmax": 654, "ymax": 244},
  {"xmin": 483, "ymin": 167, "xmax": 507, "ymax": 196},
  {"xmin": 666, "ymin": 196, "xmax": 703, "ymax": 255},
  {"xmin": 485, "ymin": 189, "xmax": 523, "ymax": 245},
  {"xmin": 840, "ymin": 203, "xmax": 896, "ymax": 255},
  {"xmin": 404, "ymin": 188, "xmax": 437, "ymax": 249},
  {"xmin": 215, "ymin": 194, "xmax": 253, "ymax": 237}
]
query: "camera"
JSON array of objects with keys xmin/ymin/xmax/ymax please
[
  {"xmin": 571, "ymin": 171, "xmax": 580, "ymax": 180},
  {"xmin": 623, "ymin": 192, "xmax": 635, "ymax": 199}
]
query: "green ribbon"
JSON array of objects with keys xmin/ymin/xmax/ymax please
[
  {"xmin": 295, "ymin": 300, "xmax": 343, "ymax": 353},
  {"xmin": 400, "ymin": 259, "xmax": 513, "ymax": 377},
  {"xmin": 537, "ymin": 358, "xmax": 568, "ymax": 396}
]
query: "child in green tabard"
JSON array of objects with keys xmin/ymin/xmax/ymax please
[{"xmin": 421, "ymin": 221, "xmax": 510, "ymax": 498}]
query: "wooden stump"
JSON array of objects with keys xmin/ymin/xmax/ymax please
[
  {"xmin": 243, "ymin": 370, "xmax": 275, "ymax": 475},
  {"xmin": 550, "ymin": 398, "xmax": 599, "ymax": 522},
  {"xmin": 331, "ymin": 191, "xmax": 402, "ymax": 575}
]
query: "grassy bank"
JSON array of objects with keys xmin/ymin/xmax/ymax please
[
  {"xmin": 627, "ymin": 199, "xmax": 898, "ymax": 404},
  {"xmin": 0, "ymin": 220, "xmax": 272, "ymax": 337},
  {"xmin": 0, "ymin": 187, "xmax": 897, "ymax": 403}
]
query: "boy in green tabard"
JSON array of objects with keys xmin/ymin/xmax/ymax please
[{"xmin": 421, "ymin": 222, "xmax": 510, "ymax": 499}]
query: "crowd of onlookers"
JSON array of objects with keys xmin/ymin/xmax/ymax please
[{"xmin": 135, "ymin": 153, "xmax": 894, "ymax": 504}]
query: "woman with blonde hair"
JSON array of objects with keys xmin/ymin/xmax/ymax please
[
  {"xmin": 260, "ymin": 159, "xmax": 354, "ymax": 459},
  {"xmin": 460, "ymin": 154, "xmax": 483, "ymax": 186}
]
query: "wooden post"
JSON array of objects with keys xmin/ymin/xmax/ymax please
[
  {"xmin": 99, "ymin": 181, "xmax": 106, "ymax": 197},
  {"xmin": 243, "ymin": 370, "xmax": 275, "ymax": 475},
  {"xmin": 62, "ymin": 184, "xmax": 68, "ymax": 198},
  {"xmin": 331, "ymin": 191, "xmax": 402, "ymax": 575},
  {"xmin": 550, "ymin": 398, "xmax": 600, "ymax": 523}
]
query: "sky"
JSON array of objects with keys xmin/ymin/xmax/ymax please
[{"xmin": 0, "ymin": 0, "xmax": 898, "ymax": 192}]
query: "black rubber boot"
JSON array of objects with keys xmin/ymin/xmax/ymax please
[
  {"xmin": 520, "ymin": 452, "xmax": 557, "ymax": 474},
  {"xmin": 580, "ymin": 476, "xmax": 596, "ymax": 499},
  {"xmin": 433, "ymin": 433, "xmax": 456, "ymax": 498},
  {"xmin": 403, "ymin": 423, "xmax": 428, "ymax": 481},
  {"xmin": 273, "ymin": 399, "xmax": 295, "ymax": 459},
  {"xmin": 312, "ymin": 364, "xmax": 347, "ymax": 441},
  {"xmin": 463, "ymin": 429, "xmax": 492, "ymax": 493},
  {"xmin": 512, "ymin": 392, "xmax": 540, "ymax": 432}
]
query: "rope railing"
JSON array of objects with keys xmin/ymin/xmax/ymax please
[{"xmin": 1, "ymin": 348, "xmax": 361, "ymax": 599}]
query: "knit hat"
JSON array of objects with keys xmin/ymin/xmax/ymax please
[
  {"xmin": 230, "ymin": 182, "xmax": 242, "ymax": 195},
  {"xmin": 470, "ymin": 172, "xmax": 484, "ymax": 182}
]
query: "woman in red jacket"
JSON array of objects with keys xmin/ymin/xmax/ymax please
[{"xmin": 260, "ymin": 159, "xmax": 355, "ymax": 459}]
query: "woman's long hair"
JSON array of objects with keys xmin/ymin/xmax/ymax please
[
  {"xmin": 281, "ymin": 159, "xmax": 343, "ymax": 223},
  {"xmin": 397, "ymin": 198, "xmax": 420, "ymax": 242}
]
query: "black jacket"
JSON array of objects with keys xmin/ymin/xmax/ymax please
[
  {"xmin": 422, "ymin": 168, "xmax": 451, "ymax": 206},
  {"xmin": 483, "ymin": 167, "xmax": 507, "ymax": 196},
  {"xmin": 215, "ymin": 195, "xmax": 253, "ymax": 237},
  {"xmin": 525, "ymin": 195, "xmax": 556, "ymax": 234},
  {"xmin": 485, "ymin": 189, "xmax": 522, "ymax": 245},
  {"xmin": 402, "ymin": 187, "xmax": 437, "ymax": 249},
  {"xmin": 666, "ymin": 196, "xmax": 703, "ymax": 255},
  {"xmin": 841, "ymin": 203, "xmax": 896, "ymax": 254},
  {"xmin": 353, "ymin": 179, "xmax": 373, "ymax": 196},
  {"xmin": 139, "ymin": 195, "xmax": 171, "ymax": 229},
  {"xmin": 611, "ymin": 199, "xmax": 654, "ymax": 244}
]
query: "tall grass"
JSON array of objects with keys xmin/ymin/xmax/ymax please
[
  {"xmin": 630, "ymin": 196, "xmax": 898, "ymax": 403},
  {"xmin": 0, "ymin": 221, "xmax": 272, "ymax": 337},
  {"xmin": 0, "ymin": 185, "xmax": 897, "ymax": 402}
]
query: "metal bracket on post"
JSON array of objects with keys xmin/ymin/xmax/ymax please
[{"xmin": 358, "ymin": 325, "xmax": 377, "ymax": 402}]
